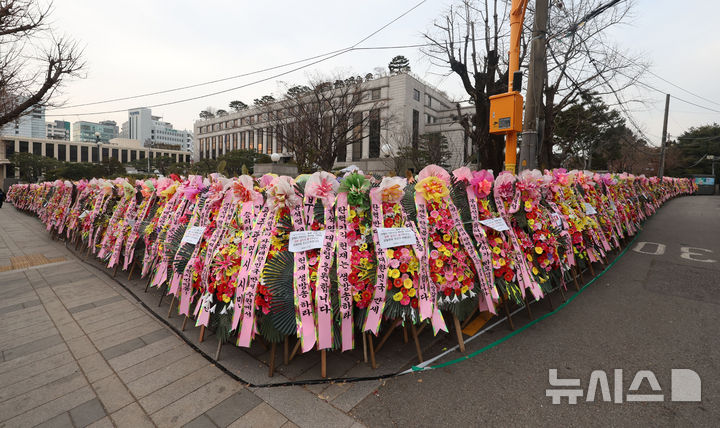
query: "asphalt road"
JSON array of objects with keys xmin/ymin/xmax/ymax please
[{"xmin": 352, "ymin": 195, "xmax": 720, "ymax": 427}]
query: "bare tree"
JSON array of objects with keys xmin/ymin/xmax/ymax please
[
  {"xmin": 539, "ymin": 0, "xmax": 648, "ymax": 168},
  {"xmin": 423, "ymin": 0, "xmax": 514, "ymax": 172},
  {"xmin": 263, "ymin": 76, "xmax": 386, "ymax": 173},
  {"xmin": 423, "ymin": 0, "xmax": 647, "ymax": 170},
  {"xmin": 0, "ymin": 0, "xmax": 85, "ymax": 128}
]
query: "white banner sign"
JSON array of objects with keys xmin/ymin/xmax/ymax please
[
  {"xmin": 550, "ymin": 213, "xmax": 563, "ymax": 227},
  {"xmin": 584, "ymin": 203, "xmax": 597, "ymax": 215},
  {"xmin": 376, "ymin": 227, "xmax": 417, "ymax": 249},
  {"xmin": 181, "ymin": 226, "xmax": 206, "ymax": 245},
  {"xmin": 289, "ymin": 230, "xmax": 327, "ymax": 252},
  {"xmin": 479, "ymin": 217, "xmax": 509, "ymax": 232}
]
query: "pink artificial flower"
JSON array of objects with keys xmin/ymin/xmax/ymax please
[
  {"xmin": 452, "ymin": 166, "xmax": 473, "ymax": 183},
  {"xmin": 267, "ymin": 176, "xmax": 300, "ymax": 209},
  {"xmin": 494, "ymin": 171, "xmax": 516, "ymax": 200},
  {"xmin": 305, "ymin": 171, "xmax": 339, "ymax": 204},
  {"xmin": 259, "ymin": 174, "xmax": 276, "ymax": 188},
  {"xmin": 471, "ymin": 169, "xmax": 494, "ymax": 198},
  {"xmin": 418, "ymin": 164, "xmax": 450, "ymax": 185}
]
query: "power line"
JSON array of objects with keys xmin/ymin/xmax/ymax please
[
  {"xmin": 48, "ymin": 1, "xmax": 428, "ymax": 115},
  {"xmin": 48, "ymin": 43, "xmax": 441, "ymax": 112},
  {"xmin": 601, "ymin": 43, "xmax": 720, "ymax": 112}
]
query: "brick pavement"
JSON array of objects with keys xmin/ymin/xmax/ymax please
[{"xmin": 0, "ymin": 206, "xmax": 366, "ymax": 428}]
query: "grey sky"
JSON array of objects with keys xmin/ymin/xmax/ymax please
[{"xmin": 46, "ymin": 0, "xmax": 719, "ymax": 146}]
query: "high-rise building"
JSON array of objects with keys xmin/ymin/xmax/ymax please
[
  {"xmin": 123, "ymin": 107, "xmax": 193, "ymax": 155},
  {"xmin": 46, "ymin": 120, "xmax": 71, "ymax": 140},
  {"xmin": 0, "ymin": 105, "xmax": 46, "ymax": 139},
  {"xmin": 71, "ymin": 120, "xmax": 119, "ymax": 143}
]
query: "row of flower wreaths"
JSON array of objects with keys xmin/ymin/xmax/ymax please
[{"xmin": 7, "ymin": 167, "xmax": 695, "ymax": 355}]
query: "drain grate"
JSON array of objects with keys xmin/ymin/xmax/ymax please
[{"xmin": 0, "ymin": 253, "xmax": 66, "ymax": 272}]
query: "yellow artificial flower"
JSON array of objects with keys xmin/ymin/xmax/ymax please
[
  {"xmin": 461, "ymin": 285, "xmax": 469, "ymax": 294},
  {"xmin": 222, "ymin": 294, "xmax": 231, "ymax": 303},
  {"xmin": 360, "ymin": 243, "xmax": 368, "ymax": 251},
  {"xmin": 532, "ymin": 267, "xmax": 539, "ymax": 275},
  {"xmin": 408, "ymin": 288, "xmax": 416, "ymax": 297},
  {"xmin": 492, "ymin": 246, "xmax": 501, "ymax": 254},
  {"xmin": 415, "ymin": 176, "xmax": 449, "ymax": 204},
  {"xmin": 389, "ymin": 269, "xmax": 400, "ymax": 279},
  {"xmin": 535, "ymin": 246, "xmax": 543, "ymax": 254},
  {"xmin": 403, "ymin": 278, "xmax": 413, "ymax": 289},
  {"xmin": 435, "ymin": 259, "xmax": 443, "ymax": 268},
  {"xmin": 387, "ymin": 249, "xmax": 394, "ymax": 259},
  {"xmin": 353, "ymin": 293, "xmax": 361, "ymax": 302},
  {"xmin": 498, "ymin": 258, "xmax": 506, "ymax": 266},
  {"xmin": 528, "ymin": 219, "xmax": 535, "ymax": 226},
  {"xmin": 393, "ymin": 292, "xmax": 403, "ymax": 301},
  {"xmin": 524, "ymin": 201, "xmax": 532, "ymax": 210},
  {"xmin": 443, "ymin": 234, "xmax": 451, "ymax": 242}
]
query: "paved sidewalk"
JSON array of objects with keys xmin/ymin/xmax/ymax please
[{"xmin": 0, "ymin": 206, "xmax": 365, "ymax": 428}]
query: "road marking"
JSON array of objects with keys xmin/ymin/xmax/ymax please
[
  {"xmin": 680, "ymin": 247, "xmax": 717, "ymax": 263},
  {"xmin": 633, "ymin": 242, "xmax": 666, "ymax": 255}
]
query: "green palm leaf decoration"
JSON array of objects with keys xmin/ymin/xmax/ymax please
[
  {"xmin": 263, "ymin": 250, "xmax": 297, "ymax": 338},
  {"xmin": 401, "ymin": 183, "xmax": 417, "ymax": 220},
  {"xmin": 450, "ymin": 178, "xmax": 472, "ymax": 225}
]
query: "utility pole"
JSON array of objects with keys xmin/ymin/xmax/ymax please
[
  {"xmin": 519, "ymin": 0, "xmax": 549, "ymax": 172},
  {"xmin": 658, "ymin": 93, "xmax": 670, "ymax": 177}
]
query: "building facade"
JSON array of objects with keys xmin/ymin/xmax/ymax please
[
  {"xmin": 71, "ymin": 120, "xmax": 119, "ymax": 143},
  {"xmin": 0, "ymin": 136, "xmax": 191, "ymax": 190},
  {"xmin": 193, "ymin": 73, "xmax": 469, "ymax": 172},
  {"xmin": 46, "ymin": 120, "xmax": 71, "ymax": 140},
  {"xmin": 123, "ymin": 107, "xmax": 193, "ymax": 154},
  {"xmin": 0, "ymin": 105, "xmax": 46, "ymax": 139}
]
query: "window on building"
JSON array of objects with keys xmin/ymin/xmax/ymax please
[
  {"xmin": 121, "ymin": 149, "xmax": 128, "ymax": 163},
  {"xmin": 352, "ymin": 112, "xmax": 363, "ymax": 161},
  {"xmin": 277, "ymin": 127, "xmax": 284, "ymax": 153},
  {"xmin": 92, "ymin": 146, "xmax": 99, "ymax": 163},
  {"xmin": 248, "ymin": 131, "xmax": 254, "ymax": 150},
  {"xmin": 81, "ymin": 146, "xmax": 88, "ymax": 162},
  {"xmin": 425, "ymin": 94, "xmax": 432, "ymax": 107},
  {"xmin": 371, "ymin": 88, "xmax": 381, "ymax": 100},
  {"xmin": 369, "ymin": 110, "xmax": 381, "ymax": 158},
  {"xmin": 139, "ymin": 151, "xmax": 145, "ymax": 159},
  {"xmin": 266, "ymin": 127, "xmax": 273, "ymax": 154},
  {"xmin": 130, "ymin": 150, "xmax": 137, "ymax": 162},
  {"xmin": 46, "ymin": 143, "xmax": 54, "ymax": 159},
  {"xmin": 69, "ymin": 145, "xmax": 77, "ymax": 162},
  {"xmin": 102, "ymin": 148, "xmax": 109, "ymax": 159},
  {"xmin": 412, "ymin": 109, "xmax": 419, "ymax": 149},
  {"xmin": 19, "ymin": 141, "xmax": 28, "ymax": 153},
  {"xmin": 33, "ymin": 142, "xmax": 42, "ymax": 155},
  {"xmin": 336, "ymin": 120, "xmax": 347, "ymax": 162},
  {"xmin": 112, "ymin": 148, "xmax": 119, "ymax": 160},
  {"xmin": 413, "ymin": 89, "xmax": 420, "ymax": 101}
]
